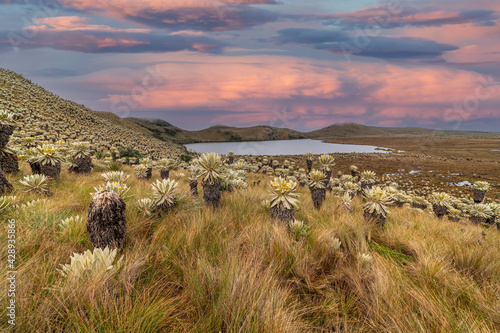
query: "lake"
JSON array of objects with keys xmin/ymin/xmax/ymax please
[{"xmin": 184, "ymin": 139, "xmax": 390, "ymax": 156}]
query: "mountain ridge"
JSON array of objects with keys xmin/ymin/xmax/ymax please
[{"xmin": 126, "ymin": 118, "xmax": 500, "ymax": 144}]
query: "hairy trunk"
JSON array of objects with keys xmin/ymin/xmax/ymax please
[
  {"xmin": 473, "ymin": 189, "xmax": 486, "ymax": 203},
  {"xmin": 393, "ymin": 200, "xmax": 405, "ymax": 207},
  {"xmin": 33, "ymin": 162, "xmax": 61, "ymax": 179},
  {"xmin": 306, "ymin": 160, "xmax": 313, "ymax": 173},
  {"xmin": 189, "ymin": 179, "xmax": 198, "ymax": 197},
  {"xmin": 412, "ymin": 202, "xmax": 428, "ymax": 210},
  {"xmin": 0, "ymin": 152, "xmax": 19, "ymax": 173},
  {"xmin": 160, "ymin": 167, "xmax": 170, "ymax": 180},
  {"xmin": 363, "ymin": 211, "xmax": 386, "ymax": 228},
  {"xmin": 0, "ymin": 167, "xmax": 13, "ymax": 195},
  {"xmin": 228, "ymin": 156, "xmax": 234, "ymax": 165},
  {"xmin": 432, "ymin": 204, "xmax": 448, "ymax": 219},
  {"xmin": 0, "ymin": 123, "xmax": 15, "ymax": 149},
  {"xmin": 154, "ymin": 198, "xmax": 177, "ymax": 217},
  {"xmin": 470, "ymin": 215, "xmax": 487, "ymax": 225},
  {"xmin": 270, "ymin": 203, "xmax": 294, "ymax": 223},
  {"xmin": 43, "ymin": 163, "xmax": 61, "ymax": 179},
  {"xmin": 361, "ymin": 181, "xmax": 373, "ymax": 191},
  {"xmin": 71, "ymin": 156, "xmax": 93, "ymax": 174},
  {"xmin": 485, "ymin": 216, "xmax": 496, "ymax": 225},
  {"xmin": 30, "ymin": 161, "xmax": 42, "ymax": 174},
  {"xmin": 87, "ymin": 190, "xmax": 126, "ymax": 249},
  {"xmin": 202, "ymin": 179, "xmax": 221, "ymax": 209},
  {"xmin": 310, "ymin": 187, "xmax": 326, "ymax": 209}
]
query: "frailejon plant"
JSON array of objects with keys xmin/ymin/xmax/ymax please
[
  {"xmin": 350, "ymin": 165, "xmax": 359, "ymax": 177},
  {"xmin": 87, "ymin": 190, "xmax": 127, "ymax": 250},
  {"xmin": 92, "ymin": 182, "xmax": 130, "ymax": 199},
  {"xmin": 473, "ymin": 181, "xmax": 490, "ymax": 203},
  {"xmin": 57, "ymin": 247, "xmax": 123, "ymax": 282},
  {"xmin": 0, "ymin": 109, "xmax": 16, "ymax": 149},
  {"xmin": 341, "ymin": 192, "xmax": 353, "ymax": 211},
  {"xmin": 59, "ymin": 215, "xmax": 84, "ymax": 231},
  {"xmin": 288, "ymin": 219, "xmax": 310, "ymax": 240},
  {"xmin": 151, "ymin": 179, "xmax": 178, "ymax": 216},
  {"xmin": 340, "ymin": 174, "xmax": 353, "ymax": 183},
  {"xmin": 447, "ymin": 208, "xmax": 462, "ymax": 223},
  {"xmin": 196, "ymin": 152, "xmax": 222, "ymax": 208},
  {"xmin": 227, "ymin": 151, "xmax": 235, "ymax": 165},
  {"xmin": 393, "ymin": 191, "xmax": 411, "ymax": 207},
  {"xmin": 487, "ymin": 203, "xmax": 500, "ymax": 225},
  {"xmin": 101, "ymin": 171, "xmax": 129, "ymax": 183},
  {"xmin": 134, "ymin": 164, "xmax": 152, "ymax": 180},
  {"xmin": 19, "ymin": 174, "xmax": 52, "ymax": 196},
  {"xmin": 317, "ymin": 155, "xmax": 335, "ymax": 179},
  {"xmin": 68, "ymin": 142, "xmax": 93, "ymax": 174},
  {"xmin": 330, "ymin": 185, "xmax": 344, "ymax": 197},
  {"xmin": 360, "ymin": 170, "xmax": 377, "ymax": 190},
  {"xmin": 272, "ymin": 159, "xmax": 279, "ymax": 170},
  {"xmin": 344, "ymin": 181, "xmax": 360, "ymax": 198},
  {"xmin": 362, "ymin": 186, "xmax": 393, "ymax": 228},
  {"xmin": 306, "ymin": 152, "xmax": 314, "ymax": 172},
  {"xmin": 29, "ymin": 145, "xmax": 64, "ymax": 178},
  {"xmin": 331, "ymin": 237, "xmax": 342, "ymax": 251},
  {"xmin": 136, "ymin": 198, "xmax": 155, "ymax": 216},
  {"xmin": 307, "ymin": 170, "xmax": 327, "ymax": 209},
  {"xmin": 159, "ymin": 158, "xmax": 174, "ymax": 180},
  {"xmin": 412, "ymin": 196, "xmax": 429, "ymax": 210},
  {"xmin": 233, "ymin": 160, "xmax": 247, "ymax": 171},
  {"xmin": 468, "ymin": 204, "xmax": 493, "ymax": 225},
  {"xmin": 268, "ymin": 177, "xmax": 302, "ymax": 222},
  {"xmin": 430, "ymin": 192, "xmax": 453, "ymax": 219}
]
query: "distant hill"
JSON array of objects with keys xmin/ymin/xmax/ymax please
[
  {"xmin": 0, "ymin": 68, "xmax": 184, "ymax": 159},
  {"xmin": 127, "ymin": 118, "xmax": 306, "ymax": 144},
  {"xmin": 128, "ymin": 118, "xmax": 498, "ymax": 145},
  {"xmin": 306, "ymin": 123, "xmax": 436, "ymax": 138},
  {"xmin": 306, "ymin": 122, "xmax": 500, "ymax": 138}
]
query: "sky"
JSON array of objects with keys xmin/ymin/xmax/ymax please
[{"xmin": 0, "ymin": 0, "xmax": 499, "ymax": 131}]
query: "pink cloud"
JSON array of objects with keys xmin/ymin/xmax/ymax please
[
  {"xmin": 31, "ymin": 16, "xmax": 150, "ymax": 33},
  {"xmin": 53, "ymin": 0, "xmax": 280, "ymax": 31},
  {"xmin": 74, "ymin": 53, "xmax": 500, "ymax": 129}
]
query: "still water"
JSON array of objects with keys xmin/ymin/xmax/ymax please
[{"xmin": 184, "ymin": 139, "xmax": 389, "ymax": 156}]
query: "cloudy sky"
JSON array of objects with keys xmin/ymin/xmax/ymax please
[{"xmin": 0, "ymin": 0, "xmax": 499, "ymax": 131}]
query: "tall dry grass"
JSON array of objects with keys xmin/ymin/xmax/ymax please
[{"xmin": 1, "ymin": 163, "xmax": 499, "ymax": 332}]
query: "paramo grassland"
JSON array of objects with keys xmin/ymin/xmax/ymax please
[{"xmin": 1, "ymin": 149, "xmax": 499, "ymax": 332}]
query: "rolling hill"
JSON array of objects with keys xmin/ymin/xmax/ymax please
[
  {"xmin": 126, "ymin": 118, "xmax": 306, "ymax": 144},
  {"xmin": 0, "ymin": 68, "xmax": 184, "ymax": 159}
]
